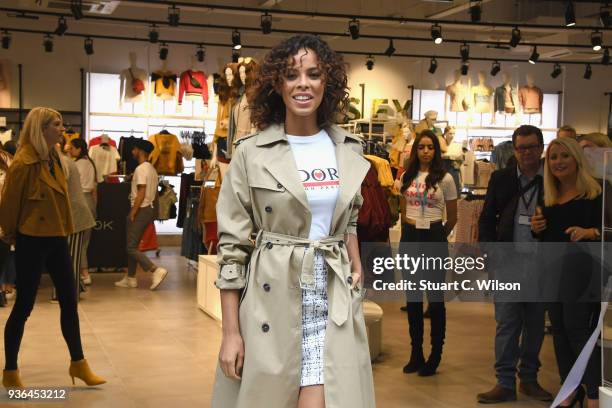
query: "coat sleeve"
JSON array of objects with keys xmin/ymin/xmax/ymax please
[
  {"xmin": 215, "ymin": 145, "xmax": 255, "ymax": 290},
  {"xmin": 478, "ymin": 170, "xmax": 500, "ymax": 242},
  {"xmin": 0, "ymin": 161, "xmax": 28, "ymax": 239},
  {"xmin": 347, "ymin": 192, "xmax": 363, "ymax": 235}
]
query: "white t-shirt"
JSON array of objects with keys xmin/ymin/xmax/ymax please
[
  {"xmin": 90, "ymin": 144, "xmax": 120, "ymax": 182},
  {"xmin": 403, "ymin": 171, "xmax": 457, "ymax": 222},
  {"xmin": 287, "ymin": 130, "xmax": 339, "ymax": 240},
  {"xmin": 74, "ymin": 158, "xmax": 96, "ymax": 193},
  {"xmin": 131, "ymin": 162, "xmax": 158, "ymax": 208}
]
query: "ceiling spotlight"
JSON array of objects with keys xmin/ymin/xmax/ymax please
[
  {"xmin": 461, "ymin": 62, "xmax": 469, "ymax": 76},
  {"xmin": 232, "ymin": 30, "xmax": 242, "ymax": 50},
  {"xmin": 601, "ymin": 7, "xmax": 611, "ymax": 28},
  {"xmin": 168, "ymin": 5, "xmax": 180, "ymax": 27},
  {"xmin": 565, "ymin": 0, "xmax": 576, "ymax": 27},
  {"xmin": 384, "ymin": 38, "xmax": 395, "ymax": 56},
  {"xmin": 232, "ymin": 48, "xmax": 240, "ymax": 63},
  {"xmin": 528, "ymin": 46, "xmax": 539, "ymax": 64},
  {"xmin": 365, "ymin": 55, "xmax": 374, "ymax": 70},
  {"xmin": 84, "ymin": 37, "xmax": 93, "ymax": 55},
  {"xmin": 603, "ymin": 48, "xmax": 610, "ymax": 65},
  {"xmin": 55, "ymin": 16, "xmax": 68, "ymax": 36},
  {"xmin": 460, "ymin": 43, "xmax": 469, "ymax": 61},
  {"xmin": 159, "ymin": 43, "xmax": 168, "ymax": 60},
  {"xmin": 583, "ymin": 64, "xmax": 592, "ymax": 79},
  {"xmin": 1, "ymin": 30, "xmax": 11, "ymax": 50},
  {"xmin": 196, "ymin": 45, "xmax": 206, "ymax": 62},
  {"xmin": 551, "ymin": 63, "xmax": 562, "ymax": 78},
  {"xmin": 591, "ymin": 31, "xmax": 603, "ymax": 51},
  {"xmin": 431, "ymin": 24, "xmax": 443, "ymax": 44},
  {"xmin": 349, "ymin": 18, "xmax": 360, "ymax": 40},
  {"xmin": 43, "ymin": 34, "xmax": 53, "ymax": 53},
  {"xmin": 509, "ymin": 26, "xmax": 521, "ymax": 47},
  {"xmin": 148, "ymin": 24, "xmax": 159, "ymax": 44},
  {"xmin": 469, "ymin": 1, "xmax": 482, "ymax": 22},
  {"xmin": 261, "ymin": 12, "xmax": 272, "ymax": 34},
  {"xmin": 490, "ymin": 60, "xmax": 501, "ymax": 76},
  {"xmin": 70, "ymin": 0, "xmax": 84, "ymax": 20},
  {"xmin": 428, "ymin": 57, "xmax": 438, "ymax": 74}
]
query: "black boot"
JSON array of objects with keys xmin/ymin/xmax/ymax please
[
  {"xmin": 419, "ymin": 301, "xmax": 446, "ymax": 377},
  {"xmin": 403, "ymin": 302, "xmax": 425, "ymax": 373}
]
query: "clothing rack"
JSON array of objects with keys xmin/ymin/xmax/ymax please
[{"xmin": 90, "ymin": 129, "xmax": 145, "ymax": 134}]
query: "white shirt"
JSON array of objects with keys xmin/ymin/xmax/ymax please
[
  {"xmin": 74, "ymin": 158, "xmax": 96, "ymax": 193},
  {"xmin": 90, "ymin": 144, "xmax": 120, "ymax": 182},
  {"xmin": 131, "ymin": 162, "xmax": 158, "ymax": 208},
  {"xmin": 403, "ymin": 171, "xmax": 457, "ymax": 222},
  {"xmin": 287, "ymin": 130, "xmax": 339, "ymax": 240}
]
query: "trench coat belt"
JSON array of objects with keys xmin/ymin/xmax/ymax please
[{"xmin": 255, "ymin": 230, "xmax": 350, "ymax": 327}]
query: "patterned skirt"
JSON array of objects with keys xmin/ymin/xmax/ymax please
[{"xmin": 300, "ymin": 251, "xmax": 329, "ymax": 387}]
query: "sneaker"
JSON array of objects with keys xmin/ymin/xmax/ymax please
[
  {"xmin": 115, "ymin": 276, "xmax": 137, "ymax": 288},
  {"xmin": 82, "ymin": 275, "xmax": 92, "ymax": 286},
  {"xmin": 150, "ymin": 268, "xmax": 168, "ymax": 291}
]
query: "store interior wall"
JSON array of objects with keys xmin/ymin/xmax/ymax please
[{"xmin": 1, "ymin": 34, "xmax": 610, "ymax": 134}]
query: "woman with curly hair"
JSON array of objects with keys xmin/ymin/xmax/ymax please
[{"xmin": 212, "ymin": 34, "xmax": 375, "ymax": 408}]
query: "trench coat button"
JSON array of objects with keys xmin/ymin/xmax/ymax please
[
  {"xmin": 263, "ymin": 283, "xmax": 270, "ymax": 292},
  {"xmin": 338, "ymin": 241, "xmax": 344, "ymax": 248},
  {"xmin": 266, "ymin": 242, "xmax": 273, "ymax": 250},
  {"xmin": 265, "ymin": 206, "xmax": 272, "ymax": 213},
  {"xmin": 277, "ymin": 183, "xmax": 283, "ymax": 189},
  {"xmin": 347, "ymin": 275, "xmax": 353, "ymax": 285},
  {"xmin": 262, "ymin": 323, "xmax": 270, "ymax": 333}
]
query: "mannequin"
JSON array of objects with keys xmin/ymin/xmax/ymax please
[
  {"xmin": 415, "ymin": 110, "xmax": 445, "ymax": 150},
  {"xmin": 519, "ymin": 73, "xmax": 543, "ymax": 123},
  {"xmin": 470, "ymin": 71, "xmax": 494, "ymax": 114},
  {"xmin": 494, "ymin": 72, "xmax": 517, "ymax": 114},
  {"xmin": 445, "ymin": 70, "xmax": 469, "ymax": 113},
  {"xmin": 211, "ymin": 63, "xmax": 239, "ymax": 174},
  {"xmin": 119, "ymin": 52, "xmax": 147, "ymax": 107},
  {"xmin": 228, "ymin": 58, "xmax": 258, "ymax": 156},
  {"xmin": 151, "ymin": 59, "xmax": 177, "ymax": 100}
]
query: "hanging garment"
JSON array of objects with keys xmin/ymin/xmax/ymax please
[
  {"xmin": 120, "ymin": 67, "xmax": 147, "ymax": 104},
  {"xmin": 357, "ymin": 166, "xmax": 392, "ymax": 242},
  {"xmin": 89, "ymin": 144, "xmax": 120, "ymax": 182},
  {"xmin": 491, "ymin": 141, "xmax": 515, "ymax": 170},
  {"xmin": 475, "ymin": 160, "xmax": 495, "ymax": 188},
  {"xmin": 181, "ymin": 190, "xmax": 205, "ymax": 261},
  {"xmin": 0, "ymin": 129, "xmax": 12, "ymax": 145},
  {"xmin": 519, "ymin": 85, "xmax": 543, "ymax": 114},
  {"xmin": 364, "ymin": 155, "xmax": 394, "ymax": 189},
  {"xmin": 118, "ymin": 136, "xmax": 142, "ymax": 175},
  {"xmin": 461, "ymin": 151, "xmax": 476, "ymax": 186},
  {"xmin": 157, "ymin": 184, "xmax": 178, "ymax": 221},
  {"xmin": 471, "ymin": 85, "xmax": 493, "ymax": 113},
  {"xmin": 151, "ymin": 71, "xmax": 177, "ymax": 99},
  {"xmin": 198, "ymin": 166, "xmax": 221, "ymax": 225},
  {"xmin": 90, "ymin": 135, "xmax": 117, "ymax": 148},
  {"xmin": 494, "ymin": 84, "xmax": 518, "ymax": 113},
  {"xmin": 178, "ymin": 70, "xmax": 209, "ymax": 105},
  {"xmin": 214, "ymin": 98, "xmax": 233, "ymax": 142},
  {"xmin": 149, "ymin": 132, "xmax": 184, "ymax": 176}
]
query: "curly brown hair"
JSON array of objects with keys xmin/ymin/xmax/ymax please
[{"xmin": 248, "ymin": 34, "xmax": 349, "ymax": 131}]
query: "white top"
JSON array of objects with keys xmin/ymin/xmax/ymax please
[
  {"xmin": 131, "ymin": 161, "xmax": 158, "ymax": 208},
  {"xmin": 403, "ymin": 171, "xmax": 457, "ymax": 222},
  {"xmin": 287, "ymin": 130, "xmax": 339, "ymax": 241},
  {"xmin": 74, "ymin": 158, "xmax": 96, "ymax": 193},
  {"xmin": 90, "ymin": 144, "xmax": 120, "ymax": 182}
]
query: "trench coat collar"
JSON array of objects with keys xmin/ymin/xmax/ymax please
[
  {"xmin": 258, "ymin": 123, "xmax": 370, "ymax": 233},
  {"xmin": 16, "ymin": 144, "xmax": 67, "ymax": 195}
]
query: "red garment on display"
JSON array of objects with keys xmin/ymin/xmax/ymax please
[
  {"xmin": 204, "ymin": 221, "xmax": 218, "ymax": 255},
  {"xmin": 358, "ymin": 166, "xmax": 392, "ymax": 242},
  {"xmin": 178, "ymin": 70, "xmax": 209, "ymax": 105},
  {"xmin": 89, "ymin": 135, "xmax": 117, "ymax": 148},
  {"xmin": 138, "ymin": 223, "xmax": 159, "ymax": 252}
]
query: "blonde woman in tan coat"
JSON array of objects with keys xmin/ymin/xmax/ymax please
[{"xmin": 212, "ymin": 35, "xmax": 375, "ymax": 408}]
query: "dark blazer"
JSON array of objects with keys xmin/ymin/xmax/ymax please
[{"xmin": 478, "ymin": 163, "xmax": 543, "ymax": 242}]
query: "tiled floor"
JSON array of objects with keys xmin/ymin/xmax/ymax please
[{"xmin": 0, "ymin": 248, "xmax": 561, "ymax": 408}]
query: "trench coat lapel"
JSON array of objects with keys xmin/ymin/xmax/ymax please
[
  {"xmin": 259, "ymin": 125, "xmax": 310, "ymax": 212},
  {"xmin": 331, "ymin": 142, "xmax": 369, "ymax": 233}
]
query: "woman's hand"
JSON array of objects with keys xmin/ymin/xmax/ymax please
[
  {"xmin": 219, "ymin": 331, "xmax": 245, "ymax": 380},
  {"xmin": 530, "ymin": 207, "xmax": 547, "ymax": 234},
  {"xmin": 350, "ymin": 268, "xmax": 362, "ymax": 290},
  {"xmin": 565, "ymin": 226, "xmax": 597, "ymax": 242}
]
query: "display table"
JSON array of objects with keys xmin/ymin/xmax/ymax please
[{"xmin": 197, "ymin": 255, "xmax": 222, "ymax": 323}]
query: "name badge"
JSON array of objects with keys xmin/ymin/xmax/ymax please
[
  {"xmin": 416, "ymin": 219, "xmax": 431, "ymax": 230},
  {"xmin": 518, "ymin": 214, "xmax": 531, "ymax": 226}
]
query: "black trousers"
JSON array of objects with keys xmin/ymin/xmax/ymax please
[
  {"xmin": 4, "ymin": 234, "xmax": 84, "ymax": 370},
  {"xmin": 400, "ymin": 223, "xmax": 448, "ymax": 351},
  {"xmin": 547, "ymin": 302, "xmax": 601, "ymax": 399}
]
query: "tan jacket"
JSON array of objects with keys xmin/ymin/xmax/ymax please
[
  {"xmin": 0, "ymin": 144, "xmax": 74, "ymax": 238},
  {"xmin": 212, "ymin": 124, "xmax": 375, "ymax": 408}
]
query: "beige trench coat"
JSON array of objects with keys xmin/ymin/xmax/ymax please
[{"xmin": 212, "ymin": 123, "xmax": 375, "ymax": 408}]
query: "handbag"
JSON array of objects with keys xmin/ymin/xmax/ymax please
[{"xmin": 129, "ymin": 69, "xmax": 145, "ymax": 94}]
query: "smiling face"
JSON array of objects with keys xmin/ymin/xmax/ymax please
[
  {"xmin": 548, "ymin": 143, "xmax": 578, "ymax": 181},
  {"xmin": 43, "ymin": 115, "xmax": 65, "ymax": 149},
  {"xmin": 280, "ymin": 48, "xmax": 325, "ymax": 130}
]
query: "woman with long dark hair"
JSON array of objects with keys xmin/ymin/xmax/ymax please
[
  {"xmin": 212, "ymin": 34, "xmax": 375, "ymax": 408},
  {"xmin": 69, "ymin": 138, "xmax": 97, "ymax": 286},
  {"xmin": 399, "ymin": 129, "xmax": 458, "ymax": 377}
]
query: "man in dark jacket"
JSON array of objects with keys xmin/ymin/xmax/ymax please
[{"xmin": 477, "ymin": 125, "xmax": 552, "ymax": 404}]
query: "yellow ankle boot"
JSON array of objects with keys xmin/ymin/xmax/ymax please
[
  {"xmin": 2, "ymin": 369, "xmax": 24, "ymax": 388},
  {"xmin": 68, "ymin": 359, "xmax": 106, "ymax": 386}
]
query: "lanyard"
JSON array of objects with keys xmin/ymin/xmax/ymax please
[
  {"xmin": 518, "ymin": 176, "xmax": 538, "ymax": 211},
  {"xmin": 416, "ymin": 182, "xmax": 429, "ymax": 217}
]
